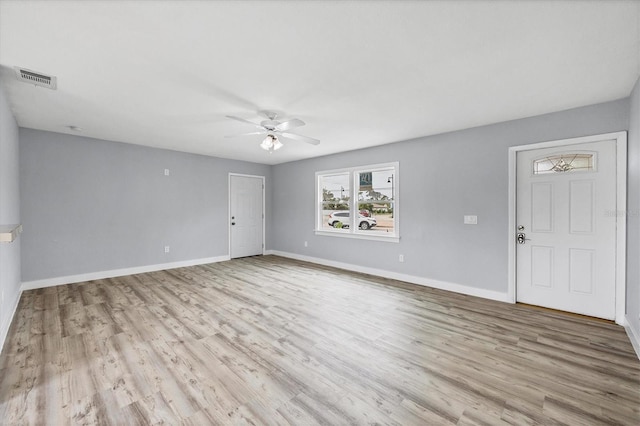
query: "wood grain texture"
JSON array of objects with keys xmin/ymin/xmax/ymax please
[{"xmin": 1, "ymin": 255, "xmax": 638, "ymax": 425}]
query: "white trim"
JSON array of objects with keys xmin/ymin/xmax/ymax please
[
  {"xmin": 20, "ymin": 256, "xmax": 229, "ymax": 291},
  {"xmin": 0, "ymin": 287, "xmax": 22, "ymax": 355},
  {"xmin": 268, "ymin": 250, "xmax": 509, "ymax": 303},
  {"xmin": 615, "ymin": 134, "xmax": 627, "ymax": 326},
  {"xmin": 508, "ymin": 131, "xmax": 627, "ymax": 325},
  {"xmin": 228, "ymin": 173, "xmax": 266, "ymax": 259},
  {"xmin": 314, "ymin": 230, "xmax": 400, "ymax": 243},
  {"xmin": 314, "ymin": 161, "xmax": 400, "ymax": 177},
  {"xmin": 507, "ymin": 146, "xmax": 517, "ymax": 304},
  {"xmin": 623, "ymin": 315, "xmax": 640, "ymax": 361}
]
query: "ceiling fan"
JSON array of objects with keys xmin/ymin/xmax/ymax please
[{"xmin": 225, "ymin": 110, "xmax": 320, "ymax": 152}]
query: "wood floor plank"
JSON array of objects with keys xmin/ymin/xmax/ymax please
[{"xmin": 1, "ymin": 255, "xmax": 638, "ymax": 425}]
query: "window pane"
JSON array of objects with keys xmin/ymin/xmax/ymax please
[
  {"xmin": 319, "ymin": 173, "xmax": 351, "ymax": 230},
  {"xmin": 357, "ymin": 169, "xmax": 395, "ymax": 234},
  {"xmin": 533, "ymin": 153, "xmax": 594, "ymax": 175}
]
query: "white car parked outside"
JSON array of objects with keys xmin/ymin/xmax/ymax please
[{"xmin": 328, "ymin": 211, "xmax": 377, "ymax": 230}]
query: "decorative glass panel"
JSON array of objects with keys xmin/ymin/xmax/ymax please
[{"xmin": 533, "ymin": 153, "xmax": 594, "ymax": 175}]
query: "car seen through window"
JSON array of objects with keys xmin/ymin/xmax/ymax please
[{"xmin": 327, "ymin": 211, "xmax": 377, "ymax": 230}]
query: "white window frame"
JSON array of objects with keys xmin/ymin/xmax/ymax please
[{"xmin": 315, "ymin": 162, "xmax": 399, "ymax": 243}]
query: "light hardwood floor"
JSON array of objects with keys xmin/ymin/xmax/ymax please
[{"xmin": 1, "ymin": 255, "xmax": 638, "ymax": 425}]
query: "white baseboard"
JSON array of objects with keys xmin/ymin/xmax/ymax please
[
  {"xmin": 623, "ymin": 315, "xmax": 640, "ymax": 361},
  {"xmin": 21, "ymin": 255, "xmax": 230, "ymax": 291},
  {"xmin": 0, "ymin": 287, "xmax": 22, "ymax": 355},
  {"xmin": 266, "ymin": 250, "xmax": 510, "ymax": 303}
]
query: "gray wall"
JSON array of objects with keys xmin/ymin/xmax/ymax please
[
  {"xmin": 0, "ymin": 76, "xmax": 21, "ymax": 348},
  {"xmin": 271, "ymin": 99, "xmax": 630, "ymax": 294},
  {"xmin": 20, "ymin": 129, "xmax": 271, "ymax": 282},
  {"xmin": 627, "ymin": 75, "xmax": 640, "ymax": 338}
]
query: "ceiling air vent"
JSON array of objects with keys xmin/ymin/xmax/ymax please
[{"xmin": 14, "ymin": 67, "xmax": 57, "ymax": 90}]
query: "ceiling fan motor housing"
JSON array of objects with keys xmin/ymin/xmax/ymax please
[{"xmin": 260, "ymin": 120, "xmax": 279, "ymax": 130}]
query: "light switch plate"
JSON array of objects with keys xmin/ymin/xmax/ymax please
[{"xmin": 464, "ymin": 215, "xmax": 478, "ymax": 225}]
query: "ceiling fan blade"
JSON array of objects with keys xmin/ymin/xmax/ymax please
[
  {"xmin": 281, "ymin": 132, "xmax": 320, "ymax": 145},
  {"xmin": 275, "ymin": 118, "xmax": 305, "ymax": 132},
  {"xmin": 226, "ymin": 115, "xmax": 265, "ymax": 130},
  {"xmin": 225, "ymin": 131, "xmax": 268, "ymax": 138}
]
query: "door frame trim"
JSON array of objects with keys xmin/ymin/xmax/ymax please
[
  {"xmin": 507, "ymin": 131, "xmax": 627, "ymax": 325},
  {"xmin": 228, "ymin": 173, "xmax": 266, "ymax": 259}
]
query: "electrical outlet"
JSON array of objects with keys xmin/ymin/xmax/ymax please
[
  {"xmin": 304, "ymin": 241, "xmax": 308, "ymax": 247},
  {"xmin": 399, "ymin": 254, "xmax": 404, "ymax": 263},
  {"xmin": 164, "ymin": 168, "xmax": 170, "ymax": 176},
  {"xmin": 164, "ymin": 245, "xmax": 170, "ymax": 253}
]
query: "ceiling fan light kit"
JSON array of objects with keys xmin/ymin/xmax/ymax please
[
  {"xmin": 226, "ymin": 110, "xmax": 320, "ymax": 153},
  {"xmin": 260, "ymin": 134, "xmax": 283, "ymax": 152}
]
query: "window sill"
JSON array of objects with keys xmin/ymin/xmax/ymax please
[{"xmin": 314, "ymin": 229, "xmax": 400, "ymax": 243}]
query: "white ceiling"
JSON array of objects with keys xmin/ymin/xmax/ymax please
[{"xmin": 1, "ymin": 1, "xmax": 639, "ymax": 165}]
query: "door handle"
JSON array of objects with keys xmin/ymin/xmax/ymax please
[
  {"xmin": 517, "ymin": 233, "xmax": 528, "ymax": 244},
  {"xmin": 231, "ymin": 222, "xmax": 236, "ymax": 226}
]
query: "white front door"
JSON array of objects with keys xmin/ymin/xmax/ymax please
[
  {"xmin": 516, "ymin": 139, "xmax": 617, "ymax": 319},
  {"xmin": 230, "ymin": 174, "xmax": 264, "ymax": 259}
]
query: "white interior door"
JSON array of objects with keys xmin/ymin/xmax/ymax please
[
  {"xmin": 230, "ymin": 175, "xmax": 264, "ymax": 259},
  {"xmin": 516, "ymin": 139, "xmax": 617, "ymax": 319}
]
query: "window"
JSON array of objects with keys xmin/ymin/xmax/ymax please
[
  {"xmin": 316, "ymin": 162, "xmax": 399, "ymax": 242},
  {"xmin": 533, "ymin": 153, "xmax": 595, "ymax": 175}
]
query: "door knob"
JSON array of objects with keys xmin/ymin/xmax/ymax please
[{"xmin": 517, "ymin": 233, "xmax": 527, "ymax": 244}]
